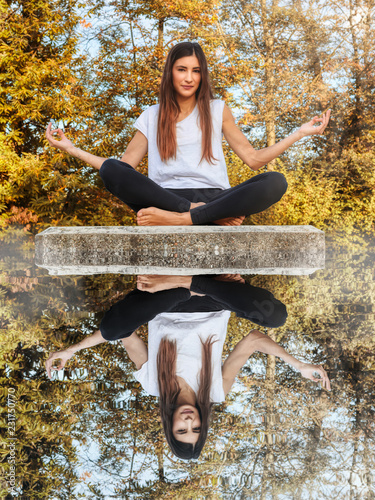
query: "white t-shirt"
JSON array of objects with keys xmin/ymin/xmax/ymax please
[
  {"xmin": 134, "ymin": 99, "xmax": 231, "ymax": 190},
  {"xmin": 133, "ymin": 310, "xmax": 231, "ymax": 403}
]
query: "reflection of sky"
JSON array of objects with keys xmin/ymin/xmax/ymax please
[{"xmin": 73, "ymin": 421, "xmax": 192, "ymax": 497}]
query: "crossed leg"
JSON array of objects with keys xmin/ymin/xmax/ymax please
[
  {"xmin": 100, "ymin": 159, "xmax": 242, "ymax": 225},
  {"xmin": 137, "ymin": 172, "xmax": 288, "ymax": 225},
  {"xmin": 99, "ymin": 159, "xmax": 191, "ymax": 214},
  {"xmin": 100, "ymin": 159, "xmax": 287, "ymax": 225},
  {"xmin": 189, "ymin": 172, "xmax": 287, "ymax": 225}
]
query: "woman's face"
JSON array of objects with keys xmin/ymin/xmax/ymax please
[
  {"xmin": 172, "ymin": 55, "xmax": 201, "ymax": 99},
  {"xmin": 172, "ymin": 404, "xmax": 201, "ymax": 444}
]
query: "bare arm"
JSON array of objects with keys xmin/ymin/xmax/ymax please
[
  {"xmin": 45, "ymin": 329, "xmax": 107, "ymax": 379},
  {"xmin": 222, "ymin": 105, "xmax": 331, "ymax": 171},
  {"xmin": 121, "ymin": 332, "xmax": 148, "ymax": 370},
  {"xmin": 120, "ymin": 130, "xmax": 148, "ymax": 168},
  {"xmin": 45, "ymin": 123, "xmax": 107, "ymax": 170},
  {"xmin": 222, "ymin": 330, "xmax": 330, "ymax": 395},
  {"xmin": 45, "ymin": 124, "xmax": 148, "ymax": 171},
  {"xmin": 222, "ymin": 331, "xmax": 258, "ymax": 395}
]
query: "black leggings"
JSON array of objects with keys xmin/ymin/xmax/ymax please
[
  {"xmin": 99, "ymin": 159, "xmax": 287, "ymax": 225},
  {"xmin": 100, "ymin": 276, "xmax": 287, "ymax": 340}
]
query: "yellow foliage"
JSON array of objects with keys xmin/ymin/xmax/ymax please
[{"xmin": 226, "ymin": 148, "xmax": 374, "ymax": 233}]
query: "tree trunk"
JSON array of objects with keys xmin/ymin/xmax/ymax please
[
  {"xmin": 261, "ymin": 329, "xmax": 276, "ymax": 499},
  {"xmin": 260, "ymin": 0, "xmax": 276, "ymax": 169}
]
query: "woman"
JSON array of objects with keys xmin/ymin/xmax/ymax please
[
  {"xmin": 45, "ymin": 42, "xmax": 331, "ymax": 226},
  {"xmin": 45, "ymin": 275, "xmax": 331, "ymax": 460}
]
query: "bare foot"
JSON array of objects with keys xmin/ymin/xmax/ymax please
[
  {"xmin": 137, "ymin": 207, "xmax": 192, "ymax": 226},
  {"xmin": 213, "ymin": 215, "xmax": 246, "ymax": 226},
  {"xmin": 137, "ymin": 275, "xmax": 192, "ymax": 292},
  {"xmin": 190, "ymin": 202, "xmax": 205, "ymax": 209},
  {"xmin": 189, "ymin": 202, "xmax": 245, "ymax": 226},
  {"xmin": 137, "ymin": 275, "xmax": 205, "ymax": 296}
]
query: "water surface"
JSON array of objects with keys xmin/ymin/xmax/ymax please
[{"xmin": 1, "ymin": 229, "xmax": 374, "ymax": 499}]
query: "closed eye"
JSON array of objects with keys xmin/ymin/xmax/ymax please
[{"xmin": 177, "ymin": 427, "xmax": 201, "ymax": 434}]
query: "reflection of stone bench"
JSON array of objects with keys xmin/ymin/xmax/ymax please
[{"xmin": 35, "ymin": 225, "xmax": 325, "ymax": 276}]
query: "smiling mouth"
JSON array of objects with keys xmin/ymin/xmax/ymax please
[{"xmin": 181, "ymin": 409, "xmax": 194, "ymax": 414}]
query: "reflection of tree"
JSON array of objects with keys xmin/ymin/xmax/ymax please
[
  {"xmin": 340, "ymin": 353, "xmax": 375, "ymax": 500},
  {"xmin": 1, "ymin": 230, "xmax": 137, "ymax": 497},
  {"xmin": 235, "ymin": 233, "xmax": 375, "ymax": 499},
  {"xmin": 1, "ymin": 229, "xmax": 375, "ymax": 497},
  {"xmin": 261, "ymin": 344, "xmax": 276, "ymax": 500}
]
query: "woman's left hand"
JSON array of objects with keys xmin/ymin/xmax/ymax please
[
  {"xmin": 299, "ymin": 363, "xmax": 331, "ymax": 390},
  {"xmin": 45, "ymin": 349, "xmax": 75, "ymax": 380},
  {"xmin": 298, "ymin": 110, "xmax": 331, "ymax": 137}
]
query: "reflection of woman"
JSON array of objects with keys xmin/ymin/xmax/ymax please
[
  {"xmin": 45, "ymin": 42, "xmax": 330, "ymax": 226},
  {"xmin": 46, "ymin": 276, "xmax": 330, "ymax": 460}
]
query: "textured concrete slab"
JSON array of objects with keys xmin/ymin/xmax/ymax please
[{"xmin": 35, "ymin": 225, "xmax": 325, "ymax": 276}]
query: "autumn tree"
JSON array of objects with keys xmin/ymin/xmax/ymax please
[
  {"xmin": 326, "ymin": 0, "xmax": 375, "ymax": 150},
  {"xmin": 0, "ymin": 0, "xmax": 91, "ymax": 153},
  {"xmin": 0, "ymin": 0, "xmax": 100, "ymax": 229},
  {"xmin": 218, "ymin": 0, "xmax": 334, "ymax": 167}
]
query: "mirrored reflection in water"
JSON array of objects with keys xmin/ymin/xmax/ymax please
[
  {"xmin": 1, "ymin": 229, "xmax": 374, "ymax": 499},
  {"xmin": 46, "ymin": 275, "xmax": 294, "ymax": 461}
]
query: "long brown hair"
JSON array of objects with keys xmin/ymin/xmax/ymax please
[
  {"xmin": 157, "ymin": 41, "xmax": 216, "ymax": 164},
  {"xmin": 157, "ymin": 335, "xmax": 216, "ymax": 460}
]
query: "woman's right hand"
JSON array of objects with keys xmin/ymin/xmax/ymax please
[
  {"xmin": 45, "ymin": 122, "xmax": 75, "ymax": 152},
  {"xmin": 45, "ymin": 349, "xmax": 75, "ymax": 380}
]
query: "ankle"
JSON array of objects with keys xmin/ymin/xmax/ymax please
[{"xmin": 182, "ymin": 211, "xmax": 193, "ymax": 225}]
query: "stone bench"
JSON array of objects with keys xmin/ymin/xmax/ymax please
[{"xmin": 35, "ymin": 225, "xmax": 325, "ymax": 276}]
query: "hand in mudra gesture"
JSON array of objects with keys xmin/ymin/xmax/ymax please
[
  {"xmin": 45, "ymin": 122, "xmax": 74, "ymax": 152},
  {"xmin": 299, "ymin": 362, "xmax": 331, "ymax": 390},
  {"xmin": 45, "ymin": 349, "xmax": 75, "ymax": 380},
  {"xmin": 299, "ymin": 110, "xmax": 331, "ymax": 137}
]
